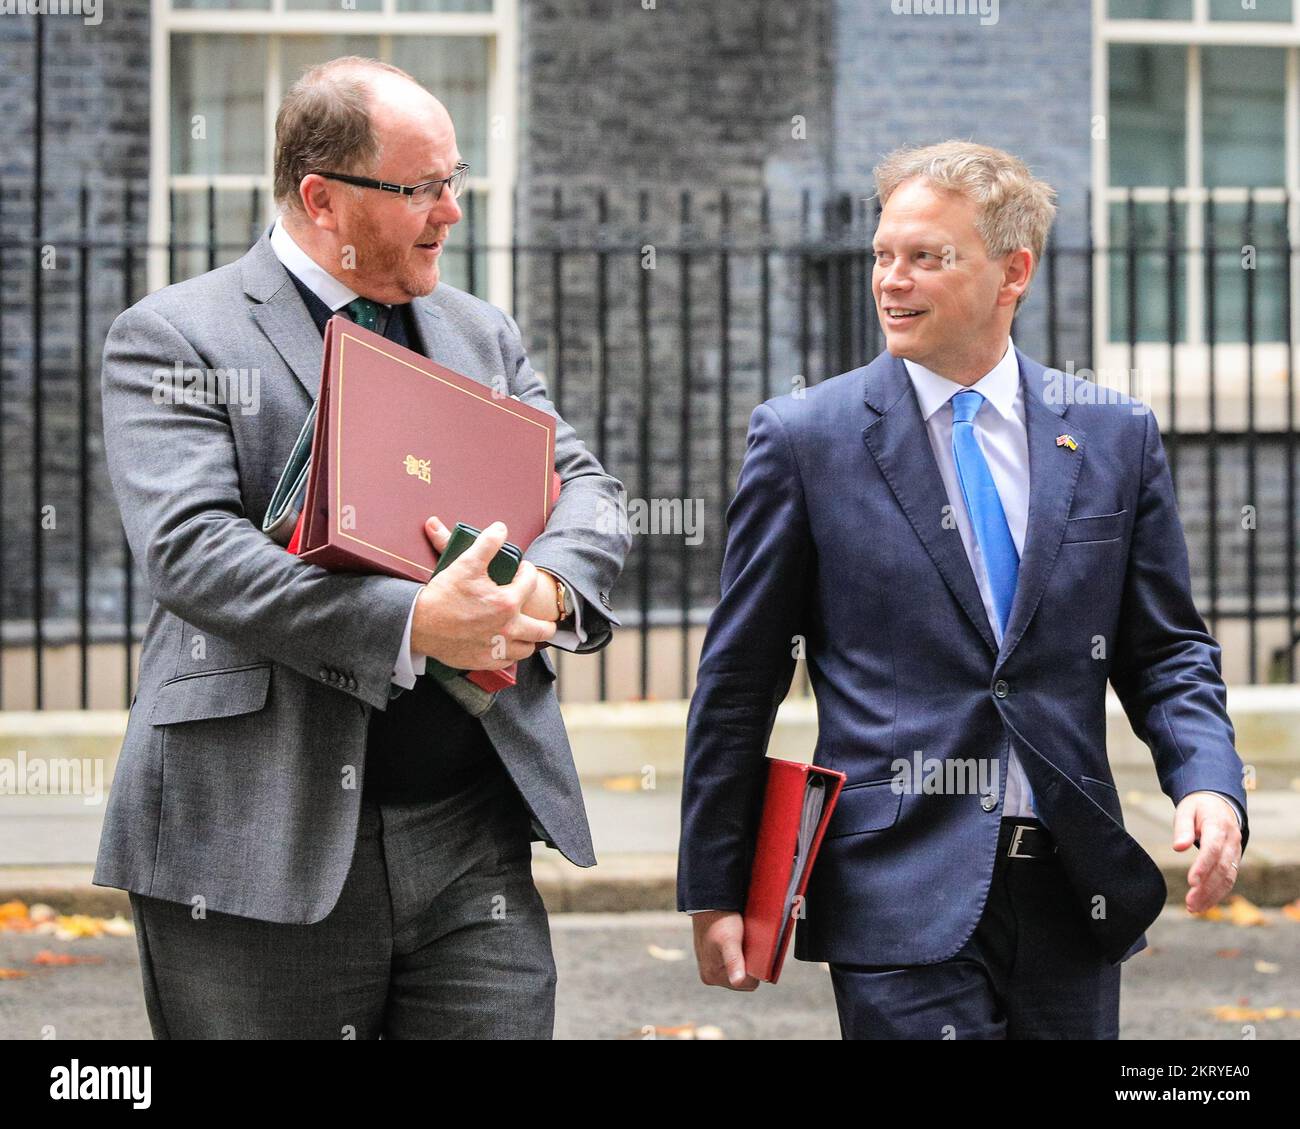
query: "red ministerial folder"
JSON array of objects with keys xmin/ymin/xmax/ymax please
[
  {"xmin": 743, "ymin": 759, "xmax": 847, "ymax": 984},
  {"xmin": 296, "ymin": 315, "xmax": 560, "ymax": 583}
]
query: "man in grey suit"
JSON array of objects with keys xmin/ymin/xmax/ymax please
[{"xmin": 94, "ymin": 56, "xmax": 630, "ymax": 1039}]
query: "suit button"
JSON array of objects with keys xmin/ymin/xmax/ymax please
[
  {"xmin": 599, "ymin": 592, "xmax": 611, "ymax": 609},
  {"xmin": 993, "ymin": 679, "xmax": 1009, "ymax": 699},
  {"xmin": 319, "ymin": 668, "xmax": 330, "ymax": 682},
  {"xmin": 981, "ymin": 794, "xmax": 998, "ymax": 812}
]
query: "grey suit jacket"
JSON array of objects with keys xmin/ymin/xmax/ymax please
[{"xmin": 92, "ymin": 231, "xmax": 631, "ymax": 923}]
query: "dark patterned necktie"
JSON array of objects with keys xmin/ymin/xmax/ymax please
[{"xmin": 345, "ymin": 297, "xmax": 385, "ymax": 332}]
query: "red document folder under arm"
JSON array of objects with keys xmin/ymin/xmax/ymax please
[
  {"xmin": 743, "ymin": 759, "xmax": 847, "ymax": 984},
  {"xmin": 285, "ymin": 315, "xmax": 561, "ymax": 693}
]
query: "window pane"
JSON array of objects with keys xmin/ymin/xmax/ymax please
[
  {"xmin": 1109, "ymin": 44, "xmax": 1185, "ymax": 187},
  {"xmin": 1204, "ymin": 201, "xmax": 1288, "ymax": 343},
  {"xmin": 1108, "ymin": 200, "xmax": 1187, "ymax": 343},
  {"xmin": 1208, "ymin": 0, "xmax": 1291, "ymax": 20},
  {"xmin": 390, "ymin": 37, "xmax": 491, "ymax": 172},
  {"xmin": 397, "ymin": 0, "xmax": 493, "ymax": 11},
  {"xmin": 1203, "ymin": 47, "xmax": 1285, "ymax": 188},
  {"xmin": 1108, "ymin": 0, "xmax": 1192, "ymax": 16},
  {"xmin": 280, "ymin": 36, "xmax": 384, "ymax": 96},
  {"xmin": 171, "ymin": 35, "xmax": 267, "ymax": 176},
  {"xmin": 285, "ymin": 0, "xmax": 381, "ymax": 10},
  {"xmin": 171, "ymin": 0, "xmax": 268, "ymax": 8}
]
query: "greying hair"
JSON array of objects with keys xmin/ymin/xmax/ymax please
[
  {"xmin": 273, "ymin": 56, "xmax": 423, "ymax": 214},
  {"xmin": 873, "ymin": 140, "xmax": 1058, "ymax": 309}
]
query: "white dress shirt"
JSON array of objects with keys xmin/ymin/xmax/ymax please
[
  {"xmin": 903, "ymin": 339, "xmax": 1040, "ymax": 820},
  {"xmin": 903, "ymin": 339, "xmax": 1243, "ymax": 831},
  {"xmin": 268, "ymin": 217, "xmax": 587, "ymax": 691}
]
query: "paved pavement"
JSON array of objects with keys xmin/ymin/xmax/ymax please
[
  {"xmin": 2, "ymin": 777, "xmax": 1298, "ymax": 915},
  {"xmin": 1, "ymin": 908, "xmax": 1296, "ymax": 1040}
]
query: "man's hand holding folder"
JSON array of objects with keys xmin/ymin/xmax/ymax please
[
  {"xmin": 692, "ymin": 912, "xmax": 760, "ymax": 992},
  {"xmin": 412, "ymin": 516, "xmax": 557, "ymax": 670}
]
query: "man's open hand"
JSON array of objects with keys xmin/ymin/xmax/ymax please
[
  {"xmin": 691, "ymin": 911, "xmax": 760, "ymax": 991},
  {"xmin": 411, "ymin": 516, "xmax": 556, "ymax": 669},
  {"xmin": 1173, "ymin": 792, "xmax": 1242, "ymax": 914}
]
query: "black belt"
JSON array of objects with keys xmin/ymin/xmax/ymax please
[{"xmin": 998, "ymin": 817, "xmax": 1056, "ymax": 859}]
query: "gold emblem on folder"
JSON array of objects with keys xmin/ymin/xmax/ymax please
[
  {"xmin": 403, "ymin": 455, "xmax": 432, "ymax": 484},
  {"xmin": 1055, "ymin": 434, "xmax": 1078, "ymax": 451}
]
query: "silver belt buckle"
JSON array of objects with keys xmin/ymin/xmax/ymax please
[{"xmin": 1007, "ymin": 823, "xmax": 1038, "ymax": 858}]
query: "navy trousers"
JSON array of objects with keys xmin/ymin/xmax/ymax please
[{"xmin": 829, "ymin": 817, "xmax": 1122, "ymax": 1039}]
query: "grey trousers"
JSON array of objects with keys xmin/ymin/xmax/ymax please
[{"xmin": 128, "ymin": 763, "xmax": 556, "ymax": 1039}]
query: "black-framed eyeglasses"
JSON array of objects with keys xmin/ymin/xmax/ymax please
[{"xmin": 313, "ymin": 162, "xmax": 470, "ymax": 208}]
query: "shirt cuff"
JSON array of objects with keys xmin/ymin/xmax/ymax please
[
  {"xmin": 391, "ymin": 591, "xmax": 428, "ymax": 689},
  {"xmin": 540, "ymin": 569, "xmax": 588, "ymax": 652},
  {"xmin": 1193, "ymin": 790, "xmax": 1245, "ymax": 830}
]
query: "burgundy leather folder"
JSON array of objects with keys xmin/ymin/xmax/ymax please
[{"xmin": 294, "ymin": 315, "xmax": 559, "ymax": 582}]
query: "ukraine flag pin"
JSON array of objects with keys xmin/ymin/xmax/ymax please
[{"xmin": 1055, "ymin": 434, "xmax": 1078, "ymax": 451}]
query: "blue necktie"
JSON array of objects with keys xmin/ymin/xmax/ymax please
[
  {"xmin": 950, "ymin": 390, "xmax": 1019, "ymax": 637},
  {"xmin": 952, "ymin": 390, "xmax": 1036, "ymax": 819}
]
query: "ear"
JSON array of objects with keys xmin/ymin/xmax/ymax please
[
  {"xmin": 299, "ymin": 174, "xmax": 342, "ymax": 232},
  {"xmin": 998, "ymin": 247, "xmax": 1033, "ymax": 308}
]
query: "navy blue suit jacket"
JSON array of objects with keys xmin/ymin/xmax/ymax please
[{"xmin": 677, "ymin": 347, "xmax": 1249, "ymax": 967}]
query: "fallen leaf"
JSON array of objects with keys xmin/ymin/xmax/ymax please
[
  {"xmin": 602, "ymin": 775, "xmax": 643, "ymax": 792},
  {"xmin": 101, "ymin": 915, "xmax": 133, "ymax": 937},
  {"xmin": 0, "ymin": 968, "xmax": 29, "ymax": 979},
  {"xmin": 1198, "ymin": 895, "xmax": 1268, "ymax": 927},
  {"xmin": 647, "ymin": 944, "xmax": 686, "ymax": 961},
  {"xmin": 1281, "ymin": 898, "xmax": 1300, "ymax": 923},
  {"xmin": 1215, "ymin": 948, "xmax": 1243, "ymax": 959},
  {"xmin": 31, "ymin": 951, "xmax": 105, "ymax": 966},
  {"xmin": 1254, "ymin": 960, "xmax": 1279, "ymax": 974},
  {"xmin": 1209, "ymin": 1005, "xmax": 1300, "ymax": 1022}
]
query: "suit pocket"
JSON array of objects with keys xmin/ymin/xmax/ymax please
[
  {"xmin": 149, "ymin": 663, "xmax": 272, "ymax": 726},
  {"xmin": 1061, "ymin": 509, "xmax": 1128, "ymax": 544},
  {"xmin": 825, "ymin": 778, "xmax": 903, "ymax": 839}
]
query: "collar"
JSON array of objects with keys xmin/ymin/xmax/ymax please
[
  {"xmin": 269, "ymin": 216, "xmax": 384, "ymax": 314},
  {"xmin": 903, "ymin": 338, "xmax": 1019, "ymax": 423}
]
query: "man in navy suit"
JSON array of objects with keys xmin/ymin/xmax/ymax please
[{"xmin": 677, "ymin": 141, "xmax": 1248, "ymax": 1039}]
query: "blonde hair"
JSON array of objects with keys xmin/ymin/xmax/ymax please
[{"xmin": 873, "ymin": 140, "xmax": 1058, "ymax": 309}]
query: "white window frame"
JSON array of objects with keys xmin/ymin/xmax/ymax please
[
  {"xmin": 148, "ymin": 0, "xmax": 518, "ymax": 311},
  {"xmin": 1093, "ymin": 0, "xmax": 1300, "ymax": 431}
]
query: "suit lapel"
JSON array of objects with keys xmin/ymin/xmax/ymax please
[
  {"xmin": 861, "ymin": 348, "xmax": 1086, "ymax": 665},
  {"xmin": 240, "ymin": 233, "xmax": 326, "ymax": 402},
  {"xmin": 861, "ymin": 352, "xmax": 999, "ymax": 657},
  {"xmin": 995, "ymin": 350, "xmax": 1084, "ymax": 668}
]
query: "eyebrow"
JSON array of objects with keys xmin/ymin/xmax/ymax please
[{"xmin": 414, "ymin": 159, "xmax": 464, "ymax": 181}]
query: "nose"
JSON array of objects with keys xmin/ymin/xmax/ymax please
[
  {"xmin": 433, "ymin": 188, "xmax": 462, "ymax": 226},
  {"xmin": 878, "ymin": 259, "xmax": 912, "ymax": 294}
]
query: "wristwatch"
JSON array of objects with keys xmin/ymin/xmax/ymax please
[{"xmin": 552, "ymin": 574, "xmax": 575, "ymax": 625}]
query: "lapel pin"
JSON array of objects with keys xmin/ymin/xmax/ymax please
[{"xmin": 1055, "ymin": 434, "xmax": 1078, "ymax": 451}]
